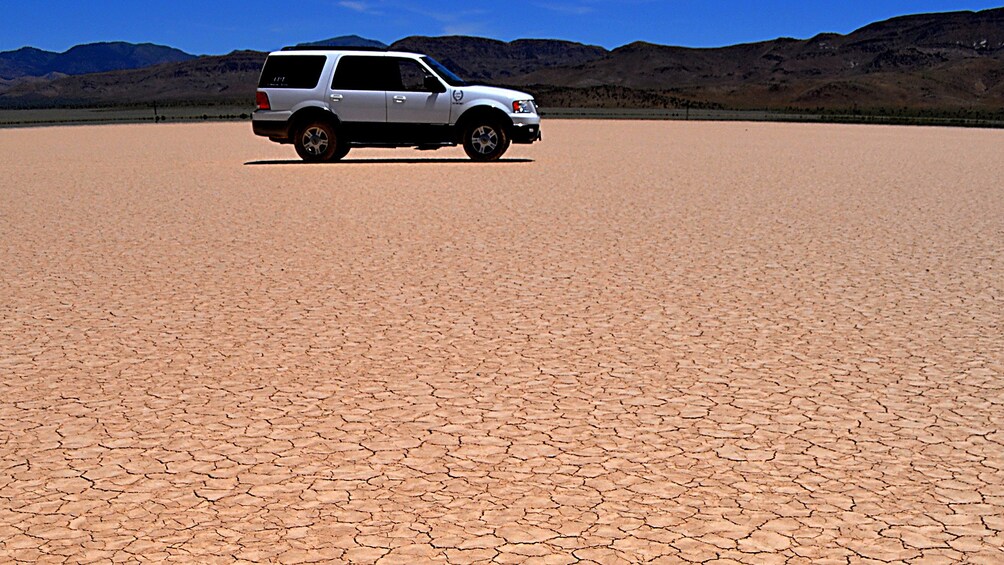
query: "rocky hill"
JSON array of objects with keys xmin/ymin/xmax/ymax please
[
  {"xmin": 0, "ymin": 42, "xmax": 195, "ymax": 80},
  {"xmin": 2, "ymin": 8, "xmax": 1002, "ymax": 113},
  {"xmin": 508, "ymin": 8, "xmax": 1004, "ymax": 110},
  {"xmin": 297, "ymin": 35, "xmax": 388, "ymax": 49},
  {"xmin": 388, "ymin": 36, "xmax": 607, "ymax": 81},
  {"xmin": 0, "ymin": 51, "xmax": 266, "ymax": 107}
]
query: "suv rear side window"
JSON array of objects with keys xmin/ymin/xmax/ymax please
[
  {"xmin": 258, "ymin": 55, "xmax": 326, "ymax": 89},
  {"xmin": 332, "ymin": 56, "xmax": 397, "ymax": 90}
]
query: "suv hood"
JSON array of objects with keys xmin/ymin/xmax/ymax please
[{"xmin": 459, "ymin": 84, "xmax": 534, "ymax": 101}]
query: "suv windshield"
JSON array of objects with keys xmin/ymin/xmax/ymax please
[{"xmin": 422, "ymin": 57, "xmax": 468, "ymax": 87}]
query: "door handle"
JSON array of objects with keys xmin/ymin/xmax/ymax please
[
  {"xmin": 393, "ymin": 95, "xmax": 407, "ymax": 103},
  {"xmin": 329, "ymin": 94, "xmax": 343, "ymax": 101}
]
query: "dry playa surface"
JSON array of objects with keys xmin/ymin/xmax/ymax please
[{"xmin": 1, "ymin": 120, "xmax": 1002, "ymax": 563}]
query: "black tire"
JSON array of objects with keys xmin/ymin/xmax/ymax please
[
  {"xmin": 294, "ymin": 121, "xmax": 338, "ymax": 162},
  {"xmin": 329, "ymin": 143, "xmax": 351, "ymax": 162},
  {"xmin": 462, "ymin": 121, "xmax": 510, "ymax": 162}
]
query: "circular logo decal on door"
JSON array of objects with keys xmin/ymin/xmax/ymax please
[{"xmin": 452, "ymin": 90, "xmax": 464, "ymax": 102}]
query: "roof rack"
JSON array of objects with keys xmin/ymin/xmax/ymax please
[{"xmin": 280, "ymin": 45, "xmax": 389, "ymax": 52}]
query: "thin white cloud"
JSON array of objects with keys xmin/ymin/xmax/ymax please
[
  {"xmin": 338, "ymin": 1, "xmax": 381, "ymax": 14},
  {"xmin": 383, "ymin": 3, "xmax": 489, "ymax": 37},
  {"xmin": 393, "ymin": 4, "xmax": 487, "ymax": 23},
  {"xmin": 332, "ymin": 2, "xmax": 491, "ymax": 38},
  {"xmin": 537, "ymin": 2, "xmax": 595, "ymax": 15},
  {"xmin": 442, "ymin": 22, "xmax": 487, "ymax": 36}
]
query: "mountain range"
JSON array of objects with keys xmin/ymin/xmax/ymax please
[
  {"xmin": 0, "ymin": 42, "xmax": 194, "ymax": 80},
  {"xmin": 1, "ymin": 9, "xmax": 1003, "ymax": 114}
]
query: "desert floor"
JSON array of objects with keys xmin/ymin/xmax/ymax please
[{"xmin": 1, "ymin": 121, "xmax": 1002, "ymax": 563}]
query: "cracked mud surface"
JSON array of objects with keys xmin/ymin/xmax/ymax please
[{"xmin": 1, "ymin": 121, "xmax": 1002, "ymax": 563}]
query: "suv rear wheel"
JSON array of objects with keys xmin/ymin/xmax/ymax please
[
  {"xmin": 462, "ymin": 121, "xmax": 510, "ymax": 162},
  {"xmin": 295, "ymin": 121, "xmax": 339, "ymax": 162}
]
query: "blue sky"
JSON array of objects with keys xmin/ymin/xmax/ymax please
[{"xmin": 4, "ymin": 1, "xmax": 1002, "ymax": 54}]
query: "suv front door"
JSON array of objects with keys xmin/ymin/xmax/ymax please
[{"xmin": 385, "ymin": 58, "xmax": 452, "ymax": 129}]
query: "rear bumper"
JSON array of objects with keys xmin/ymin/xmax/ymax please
[
  {"xmin": 252, "ymin": 118, "xmax": 289, "ymax": 141},
  {"xmin": 511, "ymin": 122, "xmax": 541, "ymax": 144}
]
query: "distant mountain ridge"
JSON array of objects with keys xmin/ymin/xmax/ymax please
[
  {"xmin": 297, "ymin": 35, "xmax": 388, "ymax": 49},
  {"xmin": 0, "ymin": 42, "xmax": 195, "ymax": 80},
  {"xmin": 418, "ymin": 8, "xmax": 1004, "ymax": 111},
  {"xmin": 0, "ymin": 36, "xmax": 602, "ymax": 106},
  {"xmin": 0, "ymin": 50, "xmax": 268, "ymax": 107},
  {"xmin": 512, "ymin": 8, "xmax": 1004, "ymax": 93},
  {"xmin": 1, "ymin": 8, "xmax": 1003, "ymax": 114},
  {"xmin": 388, "ymin": 36, "xmax": 607, "ymax": 81}
]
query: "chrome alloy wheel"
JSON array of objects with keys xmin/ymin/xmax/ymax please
[
  {"xmin": 301, "ymin": 126, "xmax": 330, "ymax": 156},
  {"xmin": 470, "ymin": 125, "xmax": 499, "ymax": 155}
]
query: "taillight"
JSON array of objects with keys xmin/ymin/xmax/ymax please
[{"xmin": 256, "ymin": 91, "xmax": 270, "ymax": 111}]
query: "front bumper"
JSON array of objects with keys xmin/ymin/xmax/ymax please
[{"xmin": 511, "ymin": 122, "xmax": 541, "ymax": 144}]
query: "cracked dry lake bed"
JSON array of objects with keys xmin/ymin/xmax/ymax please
[{"xmin": 1, "ymin": 120, "xmax": 1002, "ymax": 563}]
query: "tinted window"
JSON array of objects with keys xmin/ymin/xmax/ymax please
[
  {"xmin": 332, "ymin": 56, "xmax": 396, "ymax": 91},
  {"xmin": 422, "ymin": 57, "xmax": 468, "ymax": 87},
  {"xmin": 395, "ymin": 59, "xmax": 429, "ymax": 91},
  {"xmin": 258, "ymin": 55, "xmax": 326, "ymax": 89}
]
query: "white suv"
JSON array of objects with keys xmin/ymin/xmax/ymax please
[{"xmin": 252, "ymin": 47, "xmax": 541, "ymax": 162}]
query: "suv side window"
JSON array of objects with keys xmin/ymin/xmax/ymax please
[
  {"xmin": 258, "ymin": 55, "xmax": 326, "ymax": 89},
  {"xmin": 332, "ymin": 56, "xmax": 397, "ymax": 90},
  {"xmin": 394, "ymin": 59, "xmax": 429, "ymax": 91}
]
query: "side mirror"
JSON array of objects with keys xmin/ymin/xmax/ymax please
[{"xmin": 424, "ymin": 75, "xmax": 446, "ymax": 93}]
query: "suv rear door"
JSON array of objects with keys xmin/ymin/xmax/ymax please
[{"xmin": 329, "ymin": 54, "xmax": 390, "ymax": 123}]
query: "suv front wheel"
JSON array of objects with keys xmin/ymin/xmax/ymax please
[
  {"xmin": 295, "ymin": 121, "xmax": 339, "ymax": 162},
  {"xmin": 462, "ymin": 121, "xmax": 510, "ymax": 162}
]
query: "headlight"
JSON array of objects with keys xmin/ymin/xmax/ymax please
[{"xmin": 512, "ymin": 100, "xmax": 536, "ymax": 114}]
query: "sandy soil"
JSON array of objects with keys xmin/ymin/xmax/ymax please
[{"xmin": 1, "ymin": 120, "xmax": 1002, "ymax": 563}]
